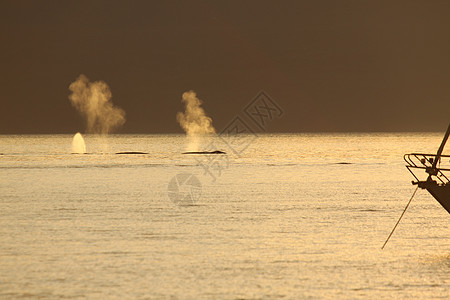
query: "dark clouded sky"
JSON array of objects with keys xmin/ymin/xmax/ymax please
[{"xmin": 1, "ymin": 0, "xmax": 449, "ymax": 133}]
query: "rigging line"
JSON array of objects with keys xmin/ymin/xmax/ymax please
[{"xmin": 381, "ymin": 185, "xmax": 419, "ymax": 250}]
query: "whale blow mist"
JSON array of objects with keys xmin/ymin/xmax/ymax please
[
  {"xmin": 69, "ymin": 74, "xmax": 126, "ymax": 134},
  {"xmin": 176, "ymin": 91, "xmax": 215, "ymax": 151},
  {"xmin": 72, "ymin": 132, "xmax": 86, "ymax": 154}
]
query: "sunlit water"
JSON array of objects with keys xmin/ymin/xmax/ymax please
[{"xmin": 0, "ymin": 134, "xmax": 449, "ymax": 299}]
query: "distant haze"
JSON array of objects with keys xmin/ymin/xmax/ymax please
[{"xmin": 1, "ymin": 1, "xmax": 449, "ymax": 133}]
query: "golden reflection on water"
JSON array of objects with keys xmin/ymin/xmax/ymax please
[{"xmin": 0, "ymin": 134, "xmax": 449, "ymax": 299}]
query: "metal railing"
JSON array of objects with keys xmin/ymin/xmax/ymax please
[{"xmin": 404, "ymin": 153, "xmax": 450, "ymax": 185}]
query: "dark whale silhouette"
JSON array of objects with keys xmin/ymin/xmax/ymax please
[
  {"xmin": 115, "ymin": 151, "xmax": 149, "ymax": 155},
  {"xmin": 182, "ymin": 150, "xmax": 226, "ymax": 155}
]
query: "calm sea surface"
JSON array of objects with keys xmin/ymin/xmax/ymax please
[{"xmin": 0, "ymin": 133, "xmax": 449, "ymax": 299}]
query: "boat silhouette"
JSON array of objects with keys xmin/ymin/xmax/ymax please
[{"xmin": 405, "ymin": 123, "xmax": 450, "ymax": 213}]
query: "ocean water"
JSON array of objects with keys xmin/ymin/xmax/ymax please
[{"xmin": 0, "ymin": 133, "xmax": 449, "ymax": 299}]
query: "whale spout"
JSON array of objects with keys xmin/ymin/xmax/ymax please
[{"xmin": 72, "ymin": 132, "xmax": 86, "ymax": 154}]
